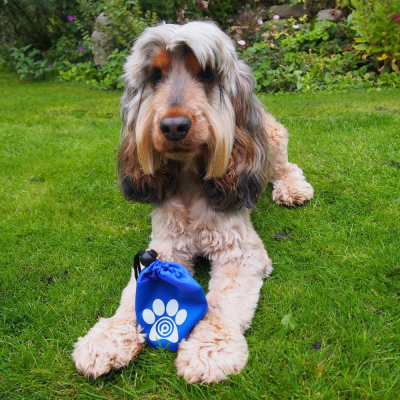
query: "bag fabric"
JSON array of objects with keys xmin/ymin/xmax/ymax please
[{"xmin": 135, "ymin": 251, "xmax": 208, "ymax": 352}]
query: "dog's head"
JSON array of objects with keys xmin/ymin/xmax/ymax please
[{"xmin": 118, "ymin": 22, "xmax": 267, "ymax": 211}]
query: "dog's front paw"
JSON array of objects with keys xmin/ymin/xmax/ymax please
[
  {"xmin": 73, "ymin": 317, "xmax": 145, "ymax": 379},
  {"xmin": 175, "ymin": 317, "xmax": 248, "ymax": 383},
  {"xmin": 272, "ymin": 178, "xmax": 314, "ymax": 206}
]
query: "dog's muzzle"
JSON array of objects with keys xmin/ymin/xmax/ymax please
[{"xmin": 160, "ymin": 116, "xmax": 191, "ymax": 141}]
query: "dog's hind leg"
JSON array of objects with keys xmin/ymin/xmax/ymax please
[
  {"xmin": 263, "ymin": 111, "xmax": 314, "ymax": 206},
  {"xmin": 73, "ymin": 271, "xmax": 145, "ymax": 379}
]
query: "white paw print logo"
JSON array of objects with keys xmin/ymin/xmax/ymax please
[{"xmin": 142, "ymin": 299, "xmax": 187, "ymax": 343}]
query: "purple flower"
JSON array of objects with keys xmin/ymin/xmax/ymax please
[
  {"xmin": 273, "ymin": 15, "xmax": 280, "ymax": 20},
  {"xmin": 237, "ymin": 40, "xmax": 246, "ymax": 46},
  {"xmin": 47, "ymin": 64, "xmax": 52, "ymax": 68},
  {"xmin": 68, "ymin": 15, "xmax": 74, "ymax": 21},
  {"xmin": 258, "ymin": 19, "xmax": 263, "ymax": 25},
  {"xmin": 293, "ymin": 24, "xmax": 300, "ymax": 29},
  {"xmin": 391, "ymin": 13, "xmax": 400, "ymax": 19},
  {"xmin": 78, "ymin": 46, "xmax": 83, "ymax": 52}
]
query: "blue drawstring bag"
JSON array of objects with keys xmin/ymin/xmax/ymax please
[{"xmin": 134, "ymin": 250, "xmax": 208, "ymax": 352}]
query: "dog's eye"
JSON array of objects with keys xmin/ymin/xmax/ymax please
[
  {"xmin": 198, "ymin": 67, "xmax": 214, "ymax": 83},
  {"xmin": 150, "ymin": 68, "xmax": 163, "ymax": 84}
]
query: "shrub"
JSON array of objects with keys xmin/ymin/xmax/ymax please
[
  {"xmin": 59, "ymin": 48, "xmax": 129, "ymax": 89},
  {"xmin": 56, "ymin": 0, "xmax": 157, "ymax": 89},
  {"xmin": 350, "ymin": 0, "xmax": 400, "ymax": 73},
  {"xmin": 7, "ymin": 0, "xmax": 156, "ymax": 89},
  {"xmin": 3, "ymin": 0, "xmax": 398, "ymax": 93},
  {"xmin": 237, "ymin": 17, "xmax": 381, "ymax": 93},
  {"xmin": 138, "ymin": 0, "xmax": 242, "ymax": 25},
  {"xmin": 101, "ymin": 0, "xmax": 158, "ymax": 50},
  {"xmin": 10, "ymin": 45, "xmax": 52, "ymax": 80},
  {"xmin": 0, "ymin": 1, "xmax": 97, "ymax": 61}
]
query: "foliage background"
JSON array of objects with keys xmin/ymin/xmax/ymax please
[{"xmin": 1, "ymin": 0, "xmax": 399, "ymax": 92}]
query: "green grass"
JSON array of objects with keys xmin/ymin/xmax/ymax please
[{"xmin": 0, "ymin": 72, "xmax": 399, "ymax": 399}]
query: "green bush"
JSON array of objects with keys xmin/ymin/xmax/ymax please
[
  {"xmin": 286, "ymin": 0, "xmax": 348, "ymax": 14},
  {"xmin": 10, "ymin": 45, "xmax": 52, "ymax": 80},
  {"xmin": 6, "ymin": 0, "xmax": 156, "ymax": 89},
  {"xmin": 56, "ymin": 0, "xmax": 156, "ymax": 89},
  {"xmin": 350, "ymin": 0, "xmax": 400, "ymax": 73},
  {"xmin": 139, "ymin": 0, "xmax": 242, "ymax": 25},
  {"xmin": 58, "ymin": 61, "xmax": 98, "ymax": 86},
  {"xmin": 102, "ymin": 0, "xmax": 158, "ymax": 49},
  {"xmin": 58, "ymin": 48, "xmax": 129, "ymax": 89},
  {"xmin": 235, "ymin": 14, "xmax": 395, "ymax": 93},
  {"xmin": 0, "ymin": 0, "xmax": 98, "ymax": 62},
  {"xmin": 3, "ymin": 0, "xmax": 398, "ymax": 92}
]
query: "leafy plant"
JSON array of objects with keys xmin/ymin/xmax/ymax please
[
  {"xmin": 238, "ymin": 17, "xmax": 381, "ymax": 93},
  {"xmin": 139, "ymin": 0, "xmax": 242, "ymax": 26},
  {"xmin": 350, "ymin": 0, "xmax": 400, "ymax": 72},
  {"xmin": 97, "ymin": 48, "xmax": 129, "ymax": 89},
  {"xmin": 101, "ymin": 0, "xmax": 158, "ymax": 50},
  {"xmin": 55, "ymin": 0, "xmax": 155, "ymax": 90},
  {"xmin": 10, "ymin": 45, "xmax": 51, "ymax": 80},
  {"xmin": 0, "ymin": 1, "xmax": 76, "ymax": 53},
  {"xmin": 58, "ymin": 60, "xmax": 97, "ymax": 85},
  {"xmin": 58, "ymin": 48, "xmax": 128, "ymax": 89},
  {"xmin": 47, "ymin": 35, "xmax": 90, "ymax": 64},
  {"xmin": 377, "ymin": 71, "xmax": 400, "ymax": 87}
]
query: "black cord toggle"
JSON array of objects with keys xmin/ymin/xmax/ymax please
[{"xmin": 133, "ymin": 249, "xmax": 158, "ymax": 280}]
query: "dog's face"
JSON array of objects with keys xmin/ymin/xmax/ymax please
[
  {"xmin": 118, "ymin": 22, "xmax": 268, "ymax": 211},
  {"xmin": 146, "ymin": 47, "xmax": 216, "ymax": 164}
]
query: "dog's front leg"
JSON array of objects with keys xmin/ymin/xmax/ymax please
[
  {"xmin": 73, "ymin": 271, "xmax": 145, "ymax": 379},
  {"xmin": 176, "ymin": 216, "xmax": 272, "ymax": 383}
]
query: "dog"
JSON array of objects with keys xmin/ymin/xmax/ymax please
[{"xmin": 73, "ymin": 21, "xmax": 314, "ymax": 383}]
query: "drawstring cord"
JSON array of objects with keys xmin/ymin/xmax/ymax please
[{"xmin": 133, "ymin": 249, "xmax": 158, "ymax": 280}]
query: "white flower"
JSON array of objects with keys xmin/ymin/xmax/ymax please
[
  {"xmin": 237, "ymin": 40, "xmax": 246, "ymax": 45},
  {"xmin": 273, "ymin": 15, "xmax": 280, "ymax": 20},
  {"xmin": 258, "ymin": 19, "xmax": 263, "ymax": 25},
  {"xmin": 293, "ymin": 24, "xmax": 300, "ymax": 29}
]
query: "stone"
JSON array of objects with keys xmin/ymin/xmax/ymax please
[
  {"xmin": 316, "ymin": 9, "xmax": 343, "ymax": 21},
  {"xmin": 270, "ymin": 4, "xmax": 311, "ymax": 19},
  {"xmin": 94, "ymin": 12, "xmax": 109, "ymax": 31},
  {"xmin": 91, "ymin": 13, "xmax": 113, "ymax": 66}
]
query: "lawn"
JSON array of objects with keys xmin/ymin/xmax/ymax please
[{"xmin": 0, "ymin": 72, "xmax": 399, "ymax": 399}]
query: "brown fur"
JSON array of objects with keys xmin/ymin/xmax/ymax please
[{"xmin": 150, "ymin": 48, "xmax": 172, "ymax": 72}]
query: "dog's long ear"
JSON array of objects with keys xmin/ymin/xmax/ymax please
[
  {"xmin": 118, "ymin": 87, "xmax": 177, "ymax": 204},
  {"xmin": 202, "ymin": 61, "xmax": 268, "ymax": 211}
]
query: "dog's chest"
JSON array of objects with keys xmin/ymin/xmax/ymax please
[
  {"xmin": 154, "ymin": 181, "xmax": 217, "ymax": 234},
  {"xmin": 175, "ymin": 185, "xmax": 215, "ymax": 231}
]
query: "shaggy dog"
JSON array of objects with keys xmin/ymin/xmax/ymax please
[{"xmin": 73, "ymin": 21, "xmax": 314, "ymax": 383}]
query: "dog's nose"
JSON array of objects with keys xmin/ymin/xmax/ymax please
[{"xmin": 160, "ymin": 117, "xmax": 191, "ymax": 141}]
